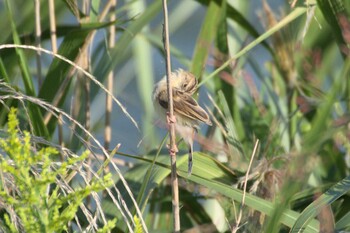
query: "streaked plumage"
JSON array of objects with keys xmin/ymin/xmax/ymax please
[{"xmin": 153, "ymin": 69, "xmax": 212, "ymax": 175}]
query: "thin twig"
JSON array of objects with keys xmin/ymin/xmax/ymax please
[
  {"xmin": 162, "ymin": 0, "xmax": 180, "ymax": 232},
  {"xmin": 232, "ymin": 139, "xmax": 259, "ymax": 233}
]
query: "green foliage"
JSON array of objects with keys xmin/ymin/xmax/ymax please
[
  {"xmin": 1, "ymin": 0, "xmax": 350, "ymax": 232},
  {"xmin": 97, "ymin": 219, "xmax": 118, "ymax": 233},
  {"xmin": 0, "ymin": 108, "xmax": 113, "ymax": 232},
  {"xmin": 133, "ymin": 215, "xmax": 143, "ymax": 233}
]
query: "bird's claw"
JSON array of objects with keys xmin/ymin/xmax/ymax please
[
  {"xmin": 166, "ymin": 112, "xmax": 176, "ymax": 124},
  {"xmin": 167, "ymin": 143, "xmax": 178, "ymax": 156}
]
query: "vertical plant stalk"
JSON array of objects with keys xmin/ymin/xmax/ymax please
[
  {"xmin": 103, "ymin": 0, "xmax": 116, "ymax": 198},
  {"xmin": 35, "ymin": 0, "xmax": 53, "ymax": 205},
  {"xmin": 48, "ymin": 0, "xmax": 57, "ymax": 53},
  {"xmin": 104, "ymin": 0, "xmax": 116, "ymax": 153},
  {"xmin": 48, "ymin": 0, "xmax": 64, "ymax": 148},
  {"xmin": 81, "ymin": 1, "xmax": 90, "ymax": 129},
  {"xmin": 34, "ymin": 0, "xmax": 42, "ymax": 87},
  {"xmin": 80, "ymin": 0, "xmax": 92, "ymax": 207},
  {"xmin": 162, "ymin": 0, "xmax": 180, "ymax": 231},
  {"xmin": 232, "ymin": 139, "xmax": 259, "ymax": 233},
  {"xmin": 43, "ymin": 0, "xmax": 119, "ymax": 126}
]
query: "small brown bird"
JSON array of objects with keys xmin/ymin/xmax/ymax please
[{"xmin": 153, "ymin": 69, "xmax": 212, "ymax": 175}]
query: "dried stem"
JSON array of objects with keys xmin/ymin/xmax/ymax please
[
  {"xmin": 162, "ymin": 0, "xmax": 180, "ymax": 232},
  {"xmin": 79, "ymin": 0, "xmax": 92, "ymax": 208},
  {"xmin": 232, "ymin": 139, "xmax": 259, "ymax": 233},
  {"xmin": 42, "ymin": 0, "xmax": 133, "ymax": 130},
  {"xmin": 48, "ymin": 0, "xmax": 64, "ymax": 149},
  {"xmin": 104, "ymin": 0, "xmax": 116, "ymax": 152},
  {"xmin": 48, "ymin": 0, "xmax": 57, "ymax": 53}
]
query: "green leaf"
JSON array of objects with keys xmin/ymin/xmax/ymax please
[
  {"xmin": 136, "ymin": 135, "xmax": 167, "ymax": 212},
  {"xmin": 115, "ymin": 151, "xmax": 319, "ymax": 232},
  {"xmin": 199, "ymin": 7, "xmax": 307, "ymax": 87},
  {"xmin": 303, "ymin": 58, "xmax": 349, "ymax": 151},
  {"xmin": 196, "ymin": 0, "xmax": 272, "ymax": 53},
  {"xmin": 38, "ymin": 29, "xmax": 91, "ymax": 135},
  {"xmin": 63, "ymin": 0, "xmax": 86, "ymax": 18},
  {"xmin": 93, "ymin": 0, "xmax": 162, "ymax": 82},
  {"xmin": 217, "ymin": 91, "xmax": 245, "ymax": 157},
  {"xmin": 336, "ymin": 210, "xmax": 350, "ymax": 231},
  {"xmin": 129, "ymin": 0, "xmax": 156, "ymax": 146},
  {"xmin": 6, "ymin": 0, "xmax": 35, "ymax": 95},
  {"xmin": 5, "ymin": 0, "xmax": 49, "ymax": 138},
  {"xmin": 316, "ymin": 0, "xmax": 348, "ymax": 57},
  {"xmin": 291, "ymin": 175, "xmax": 350, "ymax": 232},
  {"xmin": 180, "ymin": 157, "xmax": 319, "ymax": 232},
  {"xmin": 0, "ymin": 58, "xmax": 14, "ymax": 125},
  {"xmin": 108, "ymin": 151, "xmax": 233, "ymax": 210},
  {"xmin": 190, "ymin": 0, "xmax": 221, "ymax": 77}
]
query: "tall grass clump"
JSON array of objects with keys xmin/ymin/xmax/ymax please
[
  {"xmin": 0, "ymin": 108, "xmax": 115, "ymax": 232},
  {"xmin": 0, "ymin": 0, "xmax": 349, "ymax": 232}
]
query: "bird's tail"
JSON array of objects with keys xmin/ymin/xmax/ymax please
[{"xmin": 188, "ymin": 143, "xmax": 193, "ymax": 176}]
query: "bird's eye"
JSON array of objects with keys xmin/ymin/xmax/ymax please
[{"xmin": 183, "ymin": 83, "xmax": 188, "ymax": 88}]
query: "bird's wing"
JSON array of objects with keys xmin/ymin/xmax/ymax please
[{"xmin": 173, "ymin": 90, "xmax": 212, "ymax": 125}]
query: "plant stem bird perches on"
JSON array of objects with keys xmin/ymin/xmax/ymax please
[{"xmin": 162, "ymin": 0, "xmax": 180, "ymax": 232}]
